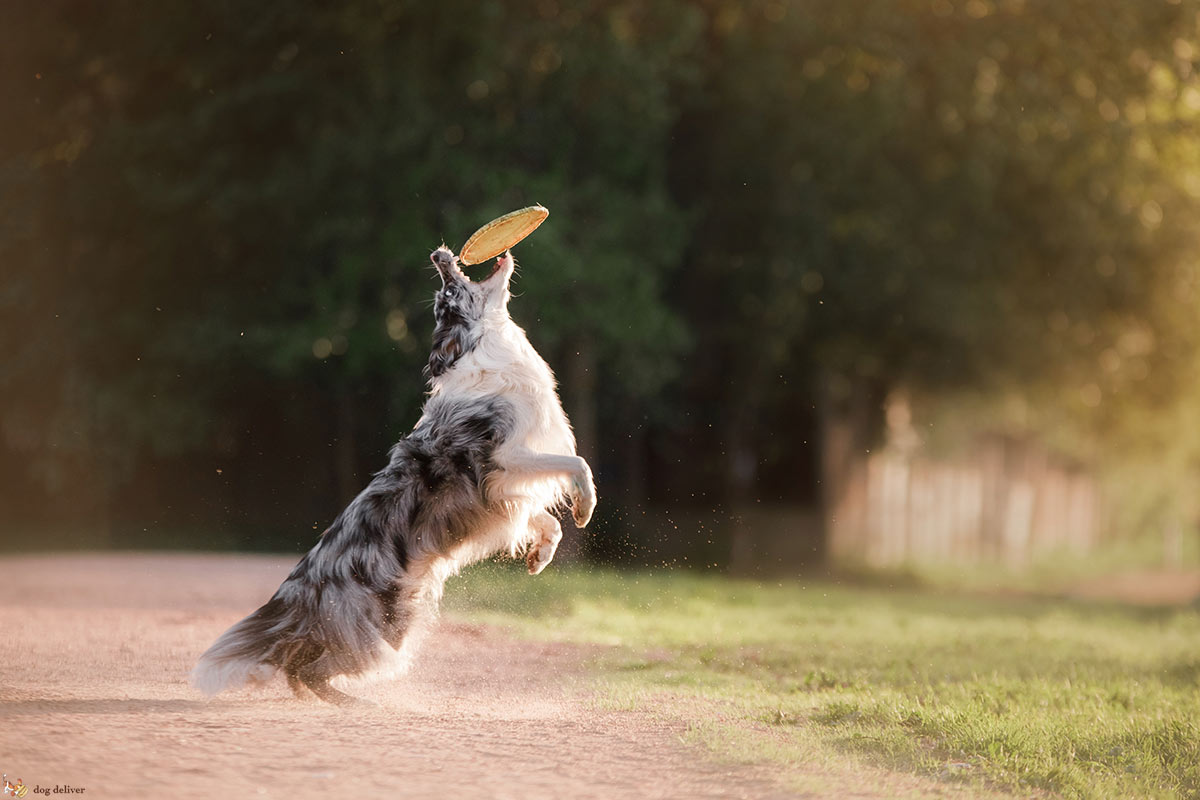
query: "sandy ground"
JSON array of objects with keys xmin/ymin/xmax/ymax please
[
  {"xmin": 1064, "ymin": 568, "xmax": 1200, "ymax": 606},
  {"xmin": 0, "ymin": 553, "xmax": 801, "ymax": 800}
]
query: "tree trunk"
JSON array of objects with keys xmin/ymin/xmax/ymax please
[
  {"xmin": 334, "ymin": 383, "xmax": 358, "ymax": 505},
  {"xmin": 726, "ymin": 418, "xmax": 757, "ymax": 575},
  {"xmin": 559, "ymin": 339, "xmax": 598, "ymax": 561},
  {"xmin": 623, "ymin": 413, "xmax": 646, "ymax": 507},
  {"xmin": 816, "ymin": 373, "xmax": 882, "ymax": 566}
]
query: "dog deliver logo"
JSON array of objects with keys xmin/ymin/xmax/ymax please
[{"xmin": 3, "ymin": 775, "xmax": 28, "ymax": 798}]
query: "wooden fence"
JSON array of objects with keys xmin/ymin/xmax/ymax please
[{"xmin": 827, "ymin": 436, "xmax": 1100, "ymax": 569}]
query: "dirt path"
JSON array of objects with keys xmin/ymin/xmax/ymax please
[
  {"xmin": 0, "ymin": 553, "xmax": 798, "ymax": 800},
  {"xmin": 1064, "ymin": 568, "xmax": 1200, "ymax": 606}
]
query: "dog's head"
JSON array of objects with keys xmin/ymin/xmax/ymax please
[{"xmin": 426, "ymin": 245, "xmax": 515, "ymax": 378}]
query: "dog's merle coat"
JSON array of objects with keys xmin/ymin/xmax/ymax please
[{"xmin": 192, "ymin": 246, "xmax": 596, "ymax": 705}]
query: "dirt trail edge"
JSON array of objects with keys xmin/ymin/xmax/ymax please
[{"xmin": 1, "ymin": 553, "xmax": 799, "ymax": 800}]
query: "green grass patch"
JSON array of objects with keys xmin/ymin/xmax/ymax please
[{"xmin": 444, "ymin": 564, "xmax": 1200, "ymax": 798}]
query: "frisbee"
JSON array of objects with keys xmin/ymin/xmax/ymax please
[{"xmin": 459, "ymin": 205, "xmax": 549, "ymax": 265}]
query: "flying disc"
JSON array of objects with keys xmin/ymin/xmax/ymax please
[{"xmin": 459, "ymin": 205, "xmax": 549, "ymax": 265}]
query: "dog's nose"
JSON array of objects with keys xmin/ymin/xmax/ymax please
[
  {"xmin": 431, "ymin": 246, "xmax": 465, "ymax": 284},
  {"xmin": 430, "ymin": 247, "xmax": 456, "ymax": 270}
]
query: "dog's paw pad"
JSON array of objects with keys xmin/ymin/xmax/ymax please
[
  {"xmin": 571, "ymin": 481, "xmax": 596, "ymax": 528},
  {"xmin": 526, "ymin": 542, "xmax": 556, "ymax": 575}
]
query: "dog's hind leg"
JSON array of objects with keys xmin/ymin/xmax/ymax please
[
  {"xmin": 296, "ymin": 664, "xmax": 365, "ymax": 707},
  {"xmin": 285, "ymin": 643, "xmax": 366, "ymax": 707},
  {"xmin": 282, "ymin": 641, "xmax": 323, "ymax": 700},
  {"xmin": 285, "ymin": 670, "xmax": 309, "ymax": 699},
  {"xmin": 526, "ymin": 511, "xmax": 563, "ymax": 575}
]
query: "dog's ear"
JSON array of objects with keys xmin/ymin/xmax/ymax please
[{"xmin": 426, "ymin": 326, "xmax": 464, "ymax": 378}]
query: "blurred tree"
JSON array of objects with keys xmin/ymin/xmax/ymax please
[
  {"xmin": 4, "ymin": 0, "xmax": 1200, "ymax": 557},
  {"xmin": 0, "ymin": 0, "xmax": 693, "ymax": 542},
  {"xmin": 667, "ymin": 0, "xmax": 1200, "ymax": 536}
]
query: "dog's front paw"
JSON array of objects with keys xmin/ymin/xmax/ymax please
[
  {"xmin": 526, "ymin": 540, "xmax": 556, "ymax": 575},
  {"xmin": 527, "ymin": 512, "xmax": 563, "ymax": 575},
  {"xmin": 571, "ymin": 463, "xmax": 596, "ymax": 528}
]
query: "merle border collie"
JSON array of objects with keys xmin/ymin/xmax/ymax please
[{"xmin": 191, "ymin": 246, "xmax": 596, "ymax": 705}]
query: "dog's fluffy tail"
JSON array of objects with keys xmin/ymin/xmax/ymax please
[{"xmin": 191, "ymin": 596, "xmax": 300, "ymax": 695}]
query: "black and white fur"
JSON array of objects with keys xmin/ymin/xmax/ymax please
[{"xmin": 191, "ymin": 246, "xmax": 596, "ymax": 705}]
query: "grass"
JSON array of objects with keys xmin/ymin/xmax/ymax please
[{"xmin": 443, "ymin": 564, "xmax": 1200, "ymax": 799}]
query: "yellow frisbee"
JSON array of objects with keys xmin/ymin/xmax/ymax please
[{"xmin": 459, "ymin": 205, "xmax": 549, "ymax": 265}]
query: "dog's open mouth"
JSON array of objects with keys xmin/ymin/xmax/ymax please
[{"xmin": 463, "ymin": 254, "xmax": 507, "ymax": 283}]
